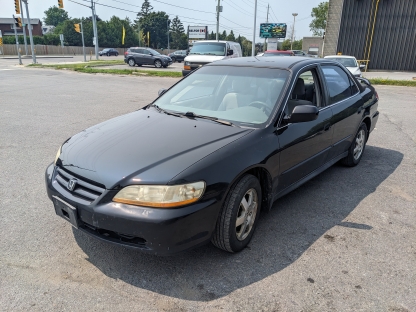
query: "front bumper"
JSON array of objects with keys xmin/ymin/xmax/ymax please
[
  {"xmin": 182, "ymin": 69, "xmax": 191, "ymax": 76},
  {"xmin": 45, "ymin": 164, "xmax": 221, "ymax": 255}
]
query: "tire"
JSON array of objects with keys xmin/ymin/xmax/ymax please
[
  {"xmin": 178, "ymin": 61, "xmax": 182, "ymax": 63},
  {"xmin": 154, "ymin": 60, "xmax": 162, "ymax": 68},
  {"xmin": 128, "ymin": 58, "xmax": 136, "ymax": 67},
  {"xmin": 163, "ymin": 65, "xmax": 167, "ymax": 68},
  {"xmin": 137, "ymin": 64, "xmax": 142, "ymax": 67},
  {"xmin": 171, "ymin": 57, "xmax": 176, "ymax": 63},
  {"xmin": 115, "ymin": 53, "xmax": 119, "ymax": 56},
  {"xmin": 212, "ymin": 174, "xmax": 262, "ymax": 253},
  {"xmin": 342, "ymin": 122, "xmax": 368, "ymax": 167}
]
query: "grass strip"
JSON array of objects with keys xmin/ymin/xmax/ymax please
[
  {"xmin": 367, "ymin": 78, "xmax": 416, "ymax": 87},
  {"xmin": 73, "ymin": 67, "xmax": 182, "ymax": 78},
  {"xmin": 28, "ymin": 60, "xmax": 125, "ymax": 69}
]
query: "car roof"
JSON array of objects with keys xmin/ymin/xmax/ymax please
[
  {"xmin": 324, "ymin": 55, "xmax": 357, "ymax": 59},
  {"xmin": 207, "ymin": 56, "xmax": 328, "ymax": 69},
  {"xmin": 265, "ymin": 50, "xmax": 292, "ymax": 53}
]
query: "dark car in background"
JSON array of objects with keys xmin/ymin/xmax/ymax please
[
  {"xmin": 168, "ymin": 50, "xmax": 187, "ymax": 63},
  {"xmin": 290, "ymin": 50, "xmax": 311, "ymax": 57},
  {"xmin": 46, "ymin": 56, "xmax": 379, "ymax": 255},
  {"xmin": 124, "ymin": 47, "xmax": 172, "ymax": 68},
  {"xmin": 99, "ymin": 48, "xmax": 119, "ymax": 56}
]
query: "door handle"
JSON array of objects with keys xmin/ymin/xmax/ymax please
[{"xmin": 324, "ymin": 123, "xmax": 331, "ymax": 131}]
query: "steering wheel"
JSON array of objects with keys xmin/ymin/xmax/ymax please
[{"xmin": 248, "ymin": 101, "xmax": 272, "ymax": 115}]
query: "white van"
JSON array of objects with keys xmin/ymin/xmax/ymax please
[{"xmin": 182, "ymin": 40, "xmax": 242, "ymax": 76}]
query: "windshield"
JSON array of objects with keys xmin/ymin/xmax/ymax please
[
  {"xmin": 102, "ymin": 49, "xmax": 110, "ymax": 52},
  {"xmin": 190, "ymin": 43, "xmax": 226, "ymax": 56},
  {"xmin": 149, "ymin": 49, "xmax": 161, "ymax": 56},
  {"xmin": 152, "ymin": 66, "xmax": 289, "ymax": 127},
  {"xmin": 326, "ymin": 57, "xmax": 358, "ymax": 67}
]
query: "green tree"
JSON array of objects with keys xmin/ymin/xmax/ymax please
[
  {"xmin": 226, "ymin": 30, "xmax": 235, "ymax": 42},
  {"xmin": 170, "ymin": 16, "xmax": 184, "ymax": 33},
  {"xmin": 139, "ymin": 11, "xmax": 170, "ymax": 49},
  {"xmin": 309, "ymin": 1, "xmax": 328, "ymax": 36},
  {"xmin": 220, "ymin": 30, "xmax": 227, "ymax": 40},
  {"xmin": 209, "ymin": 31, "xmax": 216, "ymax": 40},
  {"xmin": 169, "ymin": 16, "xmax": 187, "ymax": 49},
  {"xmin": 44, "ymin": 6, "xmax": 69, "ymax": 26}
]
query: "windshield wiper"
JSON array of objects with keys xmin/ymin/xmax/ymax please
[
  {"xmin": 182, "ymin": 111, "xmax": 236, "ymax": 127},
  {"xmin": 151, "ymin": 104, "xmax": 184, "ymax": 118}
]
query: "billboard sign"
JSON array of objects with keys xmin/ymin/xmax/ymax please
[
  {"xmin": 260, "ymin": 23, "xmax": 287, "ymax": 39},
  {"xmin": 188, "ymin": 26, "xmax": 208, "ymax": 40}
]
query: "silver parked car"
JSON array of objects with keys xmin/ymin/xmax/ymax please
[{"xmin": 324, "ymin": 55, "xmax": 366, "ymax": 77}]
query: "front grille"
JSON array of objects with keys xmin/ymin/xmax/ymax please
[
  {"xmin": 81, "ymin": 222, "xmax": 148, "ymax": 248},
  {"xmin": 54, "ymin": 167, "xmax": 105, "ymax": 204}
]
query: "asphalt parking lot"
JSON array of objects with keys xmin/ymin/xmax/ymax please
[{"xmin": 0, "ymin": 65, "xmax": 415, "ymax": 311}]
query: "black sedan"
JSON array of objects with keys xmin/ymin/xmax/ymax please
[
  {"xmin": 168, "ymin": 50, "xmax": 187, "ymax": 63},
  {"xmin": 45, "ymin": 57, "xmax": 379, "ymax": 255},
  {"xmin": 99, "ymin": 48, "xmax": 119, "ymax": 56}
]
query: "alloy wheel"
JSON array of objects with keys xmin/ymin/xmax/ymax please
[
  {"xmin": 235, "ymin": 188, "xmax": 258, "ymax": 241},
  {"xmin": 353, "ymin": 129, "xmax": 365, "ymax": 160}
]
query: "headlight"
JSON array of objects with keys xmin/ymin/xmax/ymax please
[
  {"xmin": 54, "ymin": 145, "xmax": 62, "ymax": 165},
  {"xmin": 185, "ymin": 61, "xmax": 190, "ymax": 66},
  {"xmin": 113, "ymin": 181, "xmax": 206, "ymax": 208}
]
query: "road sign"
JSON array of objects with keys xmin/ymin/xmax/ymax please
[
  {"xmin": 93, "ymin": 36, "xmax": 96, "ymax": 45},
  {"xmin": 59, "ymin": 34, "xmax": 64, "ymax": 41}
]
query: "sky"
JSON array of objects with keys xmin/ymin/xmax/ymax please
[{"xmin": 0, "ymin": 0, "xmax": 323, "ymax": 42}]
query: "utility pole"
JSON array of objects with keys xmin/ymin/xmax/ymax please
[
  {"xmin": 290, "ymin": 13, "xmax": 298, "ymax": 50},
  {"xmin": 80, "ymin": 22, "xmax": 86, "ymax": 62},
  {"xmin": 216, "ymin": 0, "xmax": 222, "ymax": 41},
  {"xmin": 19, "ymin": 0, "xmax": 28, "ymax": 55},
  {"xmin": 12, "ymin": 15, "xmax": 22, "ymax": 65},
  {"xmin": 264, "ymin": 4, "xmax": 269, "ymax": 52},
  {"xmin": 91, "ymin": 0, "xmax": 99, "ymax": 60},
  {"xmin": 252, "ymin": 0, "xmax": 257, "ymax": 56},
  {"xmin": 22, "ymin": 0, "xmax": 36, "ymax": 63}
]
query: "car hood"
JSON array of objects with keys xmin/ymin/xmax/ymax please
[
  {"xmin": 59, "ymin": 109, "xmax": 251, "ymax": 189},
  {"xmin": 185, "ymin": 54, "xmax": 225, "ymax": 63}
]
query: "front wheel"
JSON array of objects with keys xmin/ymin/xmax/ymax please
[
  {"xmin": 212, "ymin": 174, "xmax": 261, "ymax": 253},
  {"xmin": 115, "ymin": 53, "xmax": 119, "ymax": 56},
  {"xmin": 154, "ymin": 60, "xmax": 162, "ymax": 68},
  {"xmin": 171, "ymin": 57, "xmax": 176, "ymax": 63},
  {"xmin": 128, "ymin": 58, "xmax": 136, "ymax": 67},
  {"xmin": 342, "ymin": 122, "xmax": 368, "ymax": 166}
]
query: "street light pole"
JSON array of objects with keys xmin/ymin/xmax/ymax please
[
  {"xmin": 22, "ymin": 0, "xmax": 36, "ymax": 63},
  {"xmin": 167, "ymin": 19, "xmax": 170, "ymax": 54},
  {"xmin": 216, "ymin": 0, "xmax": 221, "ymax": 41},
  {"xmin": 19, "ymin": 0, "xmax": 28, "ymax": 55},
  {"xmin": 252, "ymin": 0, "xmax": 257, "ymax": 56},
  {"xmin": 290, "ymin": 13, "xmax": 298, "ymax": 50}
]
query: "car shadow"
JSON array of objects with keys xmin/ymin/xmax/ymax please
[{"xmin": 73, "ymin": 145, "xmax": 403, "ymax": 301}]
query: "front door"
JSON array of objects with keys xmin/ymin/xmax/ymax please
[{"xmin": 276, "ymin": 67, "xmax": 333, "ymax": 193}]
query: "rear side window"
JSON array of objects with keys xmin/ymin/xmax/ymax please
[{"xmin": 321, "ymin": 65, "xmax": 356, "ymax": 104}]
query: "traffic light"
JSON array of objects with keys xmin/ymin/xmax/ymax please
[
  {"xmin": 74, "ymin": 23, "xmax": 81, "ymax": 33},
  {"xmin": 14, "ymin": 17, "xmax": 22, "ymax": 28},
  {"xmin": 14, "ymin": 0, "xmax": 20, "ymax": 14},
  {"xmin": 58, "ymin": 0, "xmax": 64, "ymax": 9}
]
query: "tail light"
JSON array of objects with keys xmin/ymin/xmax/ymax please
[{"xmin": 124, "ymin": 51, "xmax": 128, "ymax": 56}]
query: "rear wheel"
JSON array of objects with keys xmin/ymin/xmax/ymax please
[
  {"xmin": 171, "ymin": 57, "xmax": 176, "ymax": 63},
  {"xmin": 212, "ymin": 174, "xmax": 261, "ymax": 253},
  {"xmin": 128, "ymin": 58, "xmax": 136, "ymax": 67},
  {"xmin": 342, "ymin": 123, "xmax": 368, "ymax": 166},
  {"xmin": 115, "ymin": 53, "xmax": 119, "ymax": 56},
  {"xmin": 154, "ymin": 60, "xmax": 162, "ymax": 68}
]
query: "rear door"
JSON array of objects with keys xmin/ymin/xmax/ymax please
[{"xmin": 320, "ymin": 64, "xmax": 363, "ymax": 160}]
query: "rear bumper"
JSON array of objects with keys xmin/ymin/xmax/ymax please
[{"xmin": 45, "ymin": 164, "xmax": 221, "ymax": 255}]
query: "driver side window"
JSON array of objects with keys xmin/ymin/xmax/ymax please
[{"xmin": 284, "ymin": 68, "xmax": 322, "ymax": 117}]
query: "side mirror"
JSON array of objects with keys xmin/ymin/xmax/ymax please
[
  {"xmin": 359, "ymin": 64, "xmax": 366, "ymax": 70},
  {"xmin": 227, "ymin": 49, "xmax": 234, "ymax": 56},
  {"xmin": 289, "ymin": 105, "xmax": 319, "ymax": 123},
  {"xmin": 186, "ymin": 49, "xmax": 190, "ymax": 55},
  {"xmin": 158, "ymin": 88, "xmax": 167, "ymax": 97}
]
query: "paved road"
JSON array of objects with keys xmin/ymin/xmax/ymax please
[{"xmin": 0, "ymin": 66, "xmax": 415, "ymax": 311}]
